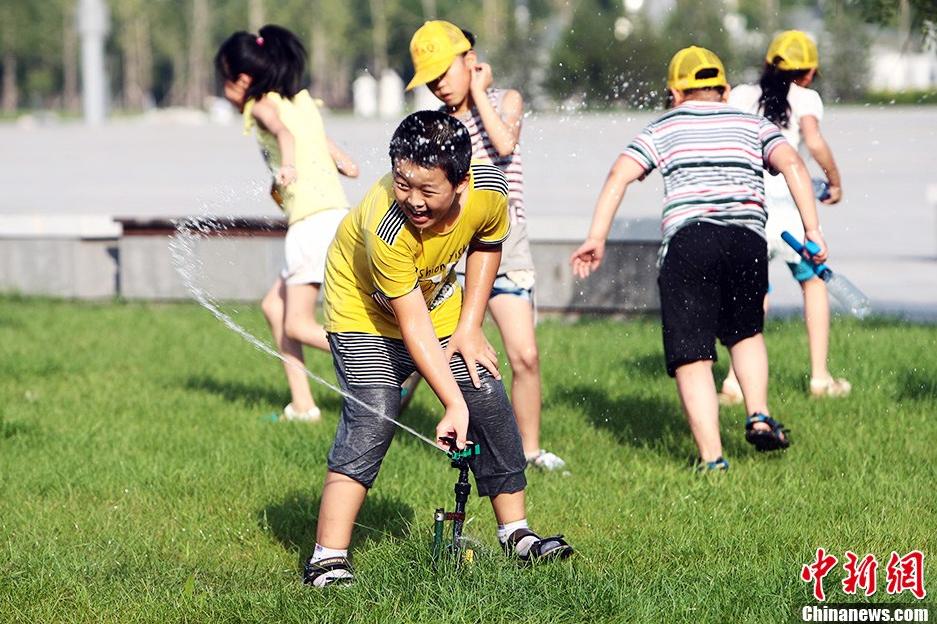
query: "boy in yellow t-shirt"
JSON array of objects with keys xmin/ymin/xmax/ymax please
[{"xmin": 303, "ymin": 111, "xmax": 572, "ymax": 587}]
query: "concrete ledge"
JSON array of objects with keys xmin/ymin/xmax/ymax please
[
  {"xmin": 1, "ymin": 215, "xmax": 662, "ymax": 311},
  {"xmin": 0, "ymin": 215, "xmax": 121, "ymax": 239},
  {"xmin": 0, "ymin": 238, "xmax": 118, "ymax": 298}
]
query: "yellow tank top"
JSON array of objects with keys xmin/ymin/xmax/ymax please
[{"xmin": 243, "ymin": 89, "xmax": 349, "ymax": 224}]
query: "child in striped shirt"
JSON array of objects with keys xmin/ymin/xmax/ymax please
[{"xmin": 571, "ymin": 46, "xmax": 828, "ymax": 470}]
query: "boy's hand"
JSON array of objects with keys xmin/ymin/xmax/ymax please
[
  {"xmin": 822, "ymin": 185, "xmax": 842, "ymax": 205},
  {"xmin": 276, "ymin": 164, "xmax": 297, "ymax": 187},
  {"xmin": 436, "ymin": 402, "xmax": 470, "ymax": 450},
  {"xmin": 570, "ymin": 237, "xmax": 606, "ymax": 279},
  {"xmin": 470, "ymin": 63, "xmax": 493, "ymax": 95},
  {"xmin": 444, "ymin": 327, "xmax": 500, "ymax": 389},
  {"xmin": 804, "ymin": 229, "xmax": 829, "ymax": 263}
]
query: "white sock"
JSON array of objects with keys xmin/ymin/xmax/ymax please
[
  {"xmin": 312, "ymin": 543, "xmax": 348, "ymax": 562},
  {"xmin": 498, "ymin": 519, "xmax": 539, "ymax": 556}
]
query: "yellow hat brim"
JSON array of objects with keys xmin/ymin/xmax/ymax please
[
  {"xmin": 406, "ymin": 58, "xmax": 452, "ymax": 90},
  {"xmin": 406, "ymin": 38, "xmax": 470, "ymax": 90}
]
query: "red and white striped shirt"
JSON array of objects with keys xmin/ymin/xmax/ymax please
[
  {"xmin": 450, "ymin": 89, "xmax": 525, "ymax": 224},
  {"xmin": 623, "ymin": 100, "xmax": 787, "ymax": 263}
]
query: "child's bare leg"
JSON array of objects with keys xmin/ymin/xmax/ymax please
[
  {"xmin": 284, "ymin": 283, "xmax": 330, "ymax": 352},
  {"xmin": 489, "ymin": 489, "xmax": 526, "ymax": 525},
  {"xmin": 728, "ymin": 333, "xmax": 770, "ymax": 419},
  {"xmin": 315, "ymin": 471, "xmax": 368, "ymax": 549},
  {"xmin": 674, "ymin": 360, "xmax": 722, "ymax": 462},
  {"xmin": 801, "ymin": 276, "xmax": 831, "ymax": 380},
  {"xmin": 488, "ymin": 294, "xmax": 542, "ymax": 455},
  {"xmin": 262, "ymin": 278, "xmax": 314, "ymax": 411}
]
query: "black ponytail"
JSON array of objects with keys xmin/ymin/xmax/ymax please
[
  {"xmin": 758, "ymin": 59, "xmax": 810, "ymax": 128},
  {"xmin": 214, "ymin": 24, "xmax": 306, "ymax": 101}
]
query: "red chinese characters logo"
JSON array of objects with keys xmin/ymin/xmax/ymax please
[
  {"xmin": 886, "ymin": 550, "xmax": 927, "ymax": 600},
  {"xmin": 802, "ymin": 548, "xmax": 839, "ymax": 601},
  {"xmin": 802, "ymin": 549, "xmax": 927, "ymax": 602},
  {"xmin": 842, "ymin": 551, "xmax": 878, "ymax": 596}
]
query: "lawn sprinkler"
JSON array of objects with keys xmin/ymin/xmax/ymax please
[{"xmin": 432, "ymin": 436, "xmax": 481, "ymax": 564}]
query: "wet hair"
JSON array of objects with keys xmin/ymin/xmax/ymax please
[
  {"xmin": 214, "ymin": 24, "xmax": 306, "ymax": 101},
  {"xmin": 758, "ymin": 59, "xmax": 811, "ymax": 128},
  {"xmin": 389, "ymin": 111, "xmax": 471, "ymax": 185}
]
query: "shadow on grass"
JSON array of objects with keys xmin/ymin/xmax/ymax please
[
  {"xmin": 1, "ymin": 417, "xmax": 35, "ymax": 440},
  {"xmin": 556, "ymin": 384, "xmax": 685, "ymax": 455},
  {"xmin": 259, "ymin": 491, "xmax": 414, "ymax": 567},
  {"xmin": 182, "ymin": 374, "xmax": 343, "ymax": 414},
  {"xmin": 896, "ymin": 369, "xmax": 937, "ymax": 403},
  {"xmin": 555, "ymin": 383, "xmax": 751, "ymax": 461},
  {"xmin": 618, "ymin": 352, "xmax": 667, "ymax": 379}
]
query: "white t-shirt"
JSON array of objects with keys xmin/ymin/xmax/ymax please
[
  {"xmin": 728, "ymin": 82, "xmax": 823, "ymax": 153},
  {"xmin": 729, "ymin": 82, "xmax": 824, "ymax": 203}
]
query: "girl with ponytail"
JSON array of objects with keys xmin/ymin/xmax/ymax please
[
  {"xmin": 215, "ymin": 24, "xmax": 359, "ymax": 423},
  {"xmin": 724, "ymin": 30, "xmax": 850, "ymax": 401}
]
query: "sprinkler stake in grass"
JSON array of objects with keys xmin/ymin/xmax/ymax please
[{"xmin": 433, "ymin": 436, "xmax": 481, "ymax": 563}]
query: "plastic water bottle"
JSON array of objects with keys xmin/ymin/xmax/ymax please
[
  {"xmin": 803, "ymin": 240, "xmax": 872, "ymax": 319},
  {"xmin": 812, "ymin": 178, "xmax": 831, "ymax": 202},
  {"xmin": 825, "ymin": 273, "xmax": 872, "ymax": 319}
]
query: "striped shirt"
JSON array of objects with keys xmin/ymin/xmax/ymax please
[
  {"xmin": 622, "ymin": 101, "xmax": 787, "ymax": 264},
  {"xmin": 450, "ymin": 89, "xmax": 525, "ymax": 223}
]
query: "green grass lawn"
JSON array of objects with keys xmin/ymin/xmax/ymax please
[{"xmin": 1, "ymin": 296, "xmax": 935, "ymax": 623}]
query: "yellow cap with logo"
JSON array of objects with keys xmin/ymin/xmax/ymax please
[
  {"xmin": 766, "ymin": 30, "xmax": 819, "ymax": 71},
  {"xmin": 406, "ymin": 20, "xmax": 472, "ymax": 91},
  {"xmin": 667, "ymin": 46, "xmax": 728, "ymax": 91}
]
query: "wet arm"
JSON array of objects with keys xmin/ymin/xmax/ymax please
[
  {"xmin": 251, "ymin": 98, "xmax": 295, "ymax": 169},
  {"xmin": 473, "ymin": 89, "xmax": 523, "ymax": 157},
  {"xmin": 327, "ymin": 136, "xmax": 359, "ymax": 178},
  {"xmin": 390, "ymin": 289, "xmax": 465, "ymax": 409},
  {"xmin": 801, "ymin": 115, "xmax": 842, "ymax": 200}
]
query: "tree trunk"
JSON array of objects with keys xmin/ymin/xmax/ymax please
[
  {"xmin": 121, "ymin": 13, "xmax": 141, "ymax": 109},
  {"xmin": 483, "ymin": 0, "xmax": 502, "ymax": 47},
  {"xmin": 310, "ymin": 16, "xmax": 328, "ymax": 99},
  {"xmin": 368, "ymin": 0, "xmax": 387, "ymax": 78},
  {"xmin": 898, "ymin": 0, "xmax": 912, "ymax": 52},
  {"xmin": 762, "ymin": 0, "xmax": 778, "ymax": 36},
  {"xmin": 63, "ymin": 2, "xmax": 80, "ymax": 112},
  {"xmin": 185, "ymin": 0, "xmax": 209, "ymax": 109},
  {"xmin": 167, "ymin": 49, "xmax": 187, "ymax": 106},
  {"xmin": 1, "ymin": 52, "xmax": 17, "ymax": 113},
  {"xmin": 420, "ymin": 0, "xmax": 436, "ymax": 19},
  {"xmin": 248, "ymin": 0, "xmax": 265, "ymax": 32}
]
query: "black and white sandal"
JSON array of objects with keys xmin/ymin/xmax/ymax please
[
  {"xmin": 502, "ymin": 528, "xmax": 574, "ymax": 563},
  {"xmin": 302, "ymin": 556, "xmax": 355, "ymax": 587}
]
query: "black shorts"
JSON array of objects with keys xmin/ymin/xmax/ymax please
[{"xmin": 658, "ymin": 222, "xmax": 768, "ymax": 377}]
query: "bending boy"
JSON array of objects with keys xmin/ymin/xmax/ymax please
[
  {"xmin": 571, "ymin": 47, "xmax": 828, "ymax": 470},
  {"xmin": 303, "ymin": 111, "xmax": 572, "ymax": 587}
]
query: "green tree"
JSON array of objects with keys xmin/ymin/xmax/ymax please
[{"xmin": 546, "ymin": 0, "xmax": 668, "ymax": 108}]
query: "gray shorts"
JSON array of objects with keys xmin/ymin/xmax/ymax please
[{"xmin": 326, "ymin": 332, "xmax": 527, "ymax": 497}]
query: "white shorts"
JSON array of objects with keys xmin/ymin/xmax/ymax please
[
  {"xmin": 763, "ymin": 175, "xmax": 805, "ymax": 265},
  {"xmin": 281, "ymin": 208, "xmax": 347, "ymax": 286}
]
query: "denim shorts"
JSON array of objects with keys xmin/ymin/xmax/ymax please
[{"xmin": 456, "ymin": 271, "xmax": 534, "ymax": 301}]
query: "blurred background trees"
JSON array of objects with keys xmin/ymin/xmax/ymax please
[{"xmin": 0, "ymin": 0, "xmax": 934, "ymax": 114}]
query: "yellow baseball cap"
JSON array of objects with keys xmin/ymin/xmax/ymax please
[
  {"xmin": 667, "ymin": 46, "xmax": 728, "ymax": 91},
  {"xmin": 766, "ymin": 30, "xmax": 819, "ymax": 71},
  {"xmin": 406, "ymin": 20, "xmax": 472, "ymax": 91}
]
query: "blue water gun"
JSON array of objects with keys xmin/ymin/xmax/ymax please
[{"xmin": 781, "ymin": 231, "xmax": 871, "ymax": 319}]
